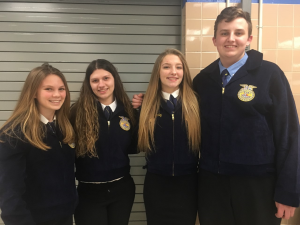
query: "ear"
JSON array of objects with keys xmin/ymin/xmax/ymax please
[
  {"xmin": 246, "ymin": 35, "xmax": 253, "ymax": 46},
  {"xmin": 212, "ymin": 37, "xmax": 217, "ymax": 47}
]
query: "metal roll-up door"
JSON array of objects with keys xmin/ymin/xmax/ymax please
[{"xmin": 0, "ymin": 1, "xmax": 181, "ymax": 224}]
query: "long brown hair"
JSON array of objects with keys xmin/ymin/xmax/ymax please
[
  {"xmin": 138, "ymin": 49, "xmax": 201, "ymax": 154},
  {"xmin": 0, "ymin": 63, "xmax": 74, "ymax": 150},
  {"xmin": 70, "ymin": 59, "xmax": 137, "ymax": 158}
]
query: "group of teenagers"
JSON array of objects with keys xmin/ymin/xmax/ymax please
[{"xmin": 0, "ymin": 6, "xmax": 299, "ymax": 225}]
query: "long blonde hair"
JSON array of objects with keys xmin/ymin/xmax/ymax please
[
  {"xmin": 138, "ymin": 49, "xmax": 201, "ymax": 154},
  {"xmin": 0, "ymin": 63, "xmax": 74, "ymax": 150},
  {"xmin": 70, "ymin": 59, "xmax": 137, "ymax": 158}
]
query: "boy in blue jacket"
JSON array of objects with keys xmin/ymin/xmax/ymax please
[{"xmin": 193, "ymin": 6, "xmax": 299, "ymax": 225}]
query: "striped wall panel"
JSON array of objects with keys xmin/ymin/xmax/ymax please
[{"xmin": 0, "ymin": 0, "xmax": 181, "ymax": 224}]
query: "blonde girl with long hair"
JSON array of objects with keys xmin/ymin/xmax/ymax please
[
  {"xmin": 138, "ymin": 49, "xmax": 201, "ymax": 225},
  {"xmin": 70, "ymin": 59, "xmax": 138, "ymax": 225},
  {"xmin": 0, "ymin": 63, "xmax": 77, "ymax": 225}
]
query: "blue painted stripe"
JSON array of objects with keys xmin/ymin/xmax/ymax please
[{"xmin": 183, "ymin": 0, "xmax": 300, "ymax": 4}]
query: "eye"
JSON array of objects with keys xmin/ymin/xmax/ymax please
[
  {"xmin": 221, "ymin": 32, "xmax": 228, "ymax": 36},
  {"xmin": 103, "ymin": 76, "xmax": 109, "ymax": 80},
  {"xmin": 45, "ymin": 88, "xmax": 52, "ymax": 91},
  {"xmin": 177, "ymin": 66, "xmax": 183, "ymax": 70},
  {"xmin": 59, "ymin": 87, "xmax": 65, "ymax": 91},
  {"xmin": 163, "ymin": 66, "xmax": 170, "ymax": 69},
  {"xmin": 91, "ymin": 79, "xmax": 98, "ymax": 83}
]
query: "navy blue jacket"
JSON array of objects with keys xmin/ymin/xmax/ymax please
[
  {"xmin": 0, "ymin": 124, "xmax": 77, "ymax": 225},
  {"xmin": 193, "ymin": 50, "xmax": 300, "ymax": 207},
  {"xmin": 146, "ymin": 98, "xmax": 198, "ymax": 176},
  {"xmin": 75, "ymin": 103, "xmax": 138, "ymax": 182}
]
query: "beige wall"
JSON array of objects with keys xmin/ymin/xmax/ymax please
[{"xmin": 182, "ymin": 2, "xmax": 300, "ymax": 225}]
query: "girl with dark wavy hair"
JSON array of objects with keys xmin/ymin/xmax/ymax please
[
  {"xmin": 0, "ymin": 63, "xmax": 77, "ymax": 225},
  {"xmin": 70, "ymin": 59, "xmax": 138, "ymax": 225}
]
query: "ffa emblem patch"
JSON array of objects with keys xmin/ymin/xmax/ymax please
[
  {"xmin": 157, "ymin": 114, "xmax": 162, "ymax": 117},
  {"xmin": 68, "ymin": 142, "xmax": 75, "ymax": 148},
  {"xmin": 119, "ymin": 116, "xmax": 130, "ymax": 131},
  {"xmin": 237, "ymin": 84, "xmax": 257, "ymax": 102}
]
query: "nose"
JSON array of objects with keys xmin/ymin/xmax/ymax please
[
  {"xmin": 228, "ymin": 32, "xmax": 235, "ymax": 42},
  {"xmin": 98, "ymin": 79, "xmax": 105, "ymax": 87},
  {"xmin": 53, "ymin": 89, "xmax": 60, "ymax": 97},
  {"xmin": 171, "ymin": 66, "xmax": 177, "ymax": 75}
]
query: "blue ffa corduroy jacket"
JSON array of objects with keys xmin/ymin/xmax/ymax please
[
  {"xmin": 75, "ymin": 102, "xmax": 138, "ymax": 182},
  {"xmin": 193, "ymin": 49, "xmax": 300, "ymax": 207},
  {"xmin": 0, "ymin": 124, "xmax": 77, "ymax": 225},
  {"xmin": 146, "ymin": 98, "xmax": 198, "ymax": 176}
]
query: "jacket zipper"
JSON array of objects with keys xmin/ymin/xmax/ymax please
[
  {"xmin": 172, "ymin": 112, "xmax": 175, "ymax": 176},
  {"xmin": 219, "ymin": 86, "xmax": 225, "ymax": 173}
]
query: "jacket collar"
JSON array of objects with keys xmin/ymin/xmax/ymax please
[{"xmin": 200, "ymin": 50, "xmax": 263, "ymax": 85}]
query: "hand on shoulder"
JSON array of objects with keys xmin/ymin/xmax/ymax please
[{"xmin": 131, "ymin": 93, "xmax": 144, "ymax": 109}]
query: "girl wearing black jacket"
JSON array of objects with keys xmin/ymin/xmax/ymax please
[
  {"xmin": 0, "ymin": 63, "xmax": 77, "ymax": 225},
  {"xmin": 138, "ymin": 49, "xmax": 201, "ymax": 225},
  {"xmin": 70, "ymin": 59, "xmax": 138, "ymax": 225}
]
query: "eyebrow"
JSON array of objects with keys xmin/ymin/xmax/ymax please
[
  {"xmin": 162, "ymin": 63, "xmax": 182, "ymax": 65},
  {"xmin": 219, "ymin": 29, "xmax": 245, "ymax": 32},
  {"xmin": 42, "ymin": 85, "xmax": 65, "ymax": 88}
]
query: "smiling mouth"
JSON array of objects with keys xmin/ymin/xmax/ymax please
[
  {"xmin": 98, "ymin": 89, "xmax": 108, "ymax": 93},
  {"xmin": 50, "ymin": 100, "xmax": 61, "ymax": 103},
  {"xmin": 167, "ymin": 77, "xmax": 178, "ymax": 81}
]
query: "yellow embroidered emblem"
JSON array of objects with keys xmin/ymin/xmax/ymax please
[
  {"xmin": 68, "ymin": 143, "xmax": 75, "ymax": 148},
  {"xmin": 157, "ymin": 114, "xmax": 162, "ymax": 117},
  {"xmin": 237, "ymin": 84, "xmax": 257, "ymax": 102},
  {"xmin": 119, "ymin": 116, "xmax": 130, "ymax": 131}
]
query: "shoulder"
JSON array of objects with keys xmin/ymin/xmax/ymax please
[{"xmin": 193, "ymin": 59, "xmax": 219, "ymax": 82}]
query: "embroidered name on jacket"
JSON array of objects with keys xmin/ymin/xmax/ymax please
[
  {"xmin": 119, "ymin": 116, "xmax": 130, "ymax": 131},
  {"xmin": 237, "ymin": 84, "xmax": 257, "ymax": 102}
]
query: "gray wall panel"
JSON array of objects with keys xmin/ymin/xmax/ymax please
[
  {"xmin": 0, "ymin": 33, "xmax": 180, "ymax": 44},
  {"xmin": 0, "ymin": 63, "xmax": 154, "ymax": 73},
  {"xmin": 0, "ymin": 53, "xmax": 158, "ymax": 63},
  {"xmin": 0, "ymin": 12, "xmax": 180, "ymax": 25},
  {"xmin": 0, "ymin": 22, "xmax": 180, "ymax": 34},
  {"xmin": 0, "ymin": 43, "xmax": 179, "ymax": 54},
  {"xmin": 0, "ymin": 3, "xmax": 180, "ymax": 15},
  {"xmin": 0, "ymin": 1, "xmax": 181, "ymax": 223},
  {"xmin": 0, "ymin": 0, "xmax": 179, "ymax": 5}
]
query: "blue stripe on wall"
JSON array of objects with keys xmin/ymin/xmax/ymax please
[{"xmin": 182, "ymin": 0, "xmax": 300, "ymax": 5}]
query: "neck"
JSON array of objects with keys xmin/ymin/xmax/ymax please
[
  {"xmin": 220, "ymin": 52, "xmax": 245, "ymax": 68},
  {"xmin": 40, "ymin": 112, "xmax": 55, "ymax": 122}
]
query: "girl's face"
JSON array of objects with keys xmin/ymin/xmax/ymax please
[
  {"xmin": 90, "ymin": 69, "xmax": 115, "ymax": 105},
  {"xmin": 159, "ymin": 54, "xmax": 184, "ymax": 93},
  {"xmin": 36, "ymin": 74, "xmax": 66, "ymax": 120}
]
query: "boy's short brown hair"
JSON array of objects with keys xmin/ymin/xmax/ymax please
[{"xmin": 214, "ymin": 6, "xmax": 252, "ymax": 38}]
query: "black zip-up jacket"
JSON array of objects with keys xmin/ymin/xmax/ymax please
[
  {"xmin": 193, "ymin": 50, "xmax": 300, "ymax": 207},
  {"xmin": 75, "ymin": 103, "xmax": 138, "ymax": 182},
  {"xmin": 0, "ymin": 124, "xmax": 77, "ymax": 225},
  {"xmin": 146, "ymin": 99, "xmax": 198, "ymax": 176}
]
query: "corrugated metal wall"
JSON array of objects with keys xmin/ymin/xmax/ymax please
[{"xmin": 0, "ymin": 0, "xmax": 181, "ymax": 224}]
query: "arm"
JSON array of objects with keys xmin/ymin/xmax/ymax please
[
  {"xmin": 269, "ymin": 67, "xmax": 300, "ymax": 216},
  {"xmin": 0, "ymin": 140, "xmax": 36, "ymax": 225},
  {"xmin": 131, "ymin": 93, "xmax": 144, "ymax": 109},
  {"xmin": 128, "ymin": 111, "xmax": 140, "ymax": 154}
]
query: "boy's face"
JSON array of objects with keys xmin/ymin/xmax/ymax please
[{"xmin": 212, "ymin": 17, "xmax": 252, "ymax": 67}]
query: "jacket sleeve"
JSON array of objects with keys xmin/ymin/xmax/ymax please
[
  {"xmin": 269, "ymin": 66, "xmax": 300, "ymax": 207},
  {"xmin": 127, "ymin": 112, "xmax": 140, "ymax": 154},
  {"xmin": 0, "ymin": 139, "xmax": 36, "ymax": 225}
]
